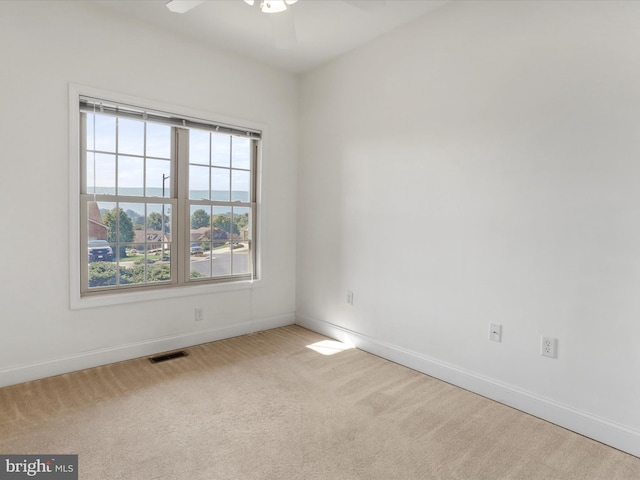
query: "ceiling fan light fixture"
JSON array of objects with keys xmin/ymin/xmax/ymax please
[
  {"xmin": 260, "ymin": 0, "xmax": 288, "ymax": 13},
  {"xmin": 165, "ymin": 0, "xmax": 204, "ymax": 13}
]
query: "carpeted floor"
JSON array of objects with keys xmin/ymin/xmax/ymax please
[{"xmin": 0, "ymin": 325, "xmax": 638, "ymax": 479}]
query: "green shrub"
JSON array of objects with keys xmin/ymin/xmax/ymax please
[
  {"xmin": 88, "ymin": 262, "xmax": 120, "ymax": 287},
  {"xmin": 89, "ymin": 262, "xmax": 177, "ymax": 287},
  {"xmin": 120, "ymin": 264, "xmax": 171, "ymax": 284}
]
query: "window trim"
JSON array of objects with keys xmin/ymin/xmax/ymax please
[{"xmin": 69, "ymin": 84, "xmax": 265, "ymax": 309}]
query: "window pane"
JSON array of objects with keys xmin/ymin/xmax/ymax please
[
  {"xmin": 212, "ymin": 167, "xmax": 230, "ymax": 201},
  {"xmin": 122, "ymin": 249, "xmax": 171, "ymax": 285},
  {"xmin": 189, "ymin": 225, "xmax": 208, "ymax": 277},
  {"xmin": 118, "ymin": 155, "xmax": 144, "ymax": 194},
  {"xmin": 212, "ymin": 133, "xmax": 230, "ymax": 168},
  {"xmin": 87, "ymin": 200, "xmax": 113, "ymax": 239},
  {"xmin": 211, "ymin": 207, "xmax": 231, "ymax": 246},
  {"xmin": 146, "ymin": 257, "xmax": 172, "ymax": 284},
  {"xmin": 106, "ymin": 203, "xmax": 137, "ymax": 262},
  {"xmin": 231, "ymin": 170, "xmax": 250, "ymax": 202},
  {"xmin": 121, "ymin": 204, "xmax": 145, "ymax": 230},
  {"xmin": 87, "ymin": 153, "xmax": 116, "ymax": 195},
  {"xmin": 145, "ymin": 203, "xmax": 171, "ymax": 273},
  {"xmin": 118, "ymin": 118, "xmax": 144, "ymax": 156},
  {"xmin": 212, "ymin": 206, "xmax": 232, "ymax": 277},
  {"xmin": 212, "ymin": 254, "xmax": 232, "ymax": 277},
  {"xmin": 189, "ymin": 129, "xmax": 210, "ymax": 165},
  {"xmin": 88, "ymin": 260, "xmax": 118, "ymax": 288},
  {"xmin": 145, "ymin": 203, "xmax": 171, "ymax": 236},
  {"xmin": 190, "ymin": 205, "xmax": 211, "ymax": 230},
  {"xmin": 190, "ymin": 247, "xmax": 211, "ymax": 279},
  {"xmin": 130, "ymin": 243, "xmax": 145, "ymax": 256},
  {"xmin": 86, "ymin": 113, "xmax": 116, "ymax": 153},
  {"xmin": 119, "ymin": 265, "xmax": 140, "ymax": 285},
  {"xmin": 87, "ymin": 210, "xmax": 113, "ymax": 254},
  {"xmin": 231, "ymin": 207, "xmax": 251, "ymax": 275},
  {"xmin": 146, "ymin": 122, "xmax": 171, "ymax": 159},
  {"xmin": 189, "ymin": 205, "xmax": 212, "ymax": 279},
  {"xmin": 189, "ymin": 165, "xmax": 209, "ymax": 200},
  {"xmin": 146, "ymin": 159, "xmax": 171, "ymax": 197},
  {"xmin": 87, "ymin": 200, "xmax": 116, "ymax": 289},
  {"xmin": 232, "ymin": 136, "xmax": 250, "ymax": 170}
]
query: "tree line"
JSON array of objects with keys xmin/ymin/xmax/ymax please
[{"xmin": 99, "ymin": 207, "xmax": 249, "ymax": 258}]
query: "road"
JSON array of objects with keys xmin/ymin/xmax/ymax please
[{"xmin": 190, "ymin": 250, "xmax": 250, "ymax": 277}]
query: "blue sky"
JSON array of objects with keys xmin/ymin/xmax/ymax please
[{"xmin": 86, "ymin": 113, "xmax": 251, "ymax": 199}]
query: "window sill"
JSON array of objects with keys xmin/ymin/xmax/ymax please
[{"xmin": 70, "ymin": 278, "xmax": 262, "ymax": 310}]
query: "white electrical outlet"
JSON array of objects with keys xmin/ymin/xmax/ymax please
[
  {"xmin": 489, "ymin": 323, "xmax": 502, "ymax": 342},
  {"xmin": 541, "ymin": 336, "xmax": 557, "ymax": 358},
  {"xmin": 195, "ymin": 307, "xmax": 203, "ymax": 322},
  {"xmin": 346, "ymin": 291, "xmax": 354, "ymax": 306}
]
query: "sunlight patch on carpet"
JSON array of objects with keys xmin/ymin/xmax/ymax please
[{"xmin": 306, "ymin": 340, "xmax": 353, "ymax": 356}]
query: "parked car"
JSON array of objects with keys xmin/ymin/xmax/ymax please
[
  {"xmin": 88, "ymin": 240, "xmax": 113, "ymax": 262},
  {"xmin": 190, "ymin": 243, "xmax": 203, "ymax": 254}
]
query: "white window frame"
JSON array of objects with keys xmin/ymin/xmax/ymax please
[{"xmin": 69, "ymin": 85, "xmax": 265, "ymax": 309}]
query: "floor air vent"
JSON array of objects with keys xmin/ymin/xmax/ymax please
[{"xmin": 149, "ymin": 351, "xmax": 188, "ymax": 364}]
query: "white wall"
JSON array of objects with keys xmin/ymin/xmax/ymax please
[
  {"xmin": 0, "ymin": 1, "xmax": 297, "ymax": 384},
  {"xmin": 297, "ymin": 0, "xmax": 640, "ymax": 456}
]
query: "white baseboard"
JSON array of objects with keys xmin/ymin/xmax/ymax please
[
  {"xmin": 0, "ymin": 313, "xmax": 295, "ymax": 388},
  {"xmin": 297, "ymin": 314, "xmax": 640, "ymax": 459}
]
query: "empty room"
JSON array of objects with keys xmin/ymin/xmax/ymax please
[{"xmin": 1, "ymin": 0, "xmax": 639, "ymax": 478}]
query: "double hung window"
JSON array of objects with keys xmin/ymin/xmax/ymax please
[{"xmin": 79, "ymin": 96, "xmax": 259, "ymax": 297}]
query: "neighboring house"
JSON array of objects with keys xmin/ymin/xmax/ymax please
[
  {"xmin": 190, "ymin": 227, "xmax": 211, "ymax": 243},
  {"xmin": 190, "ymin": 227, "xmax": 228, "ymax": 243},
  {"xmin": 87, "ymin": 201, "xmax": 108, "ymax": 240},
  {"xmin": 133, "ymin": 230, "xmax": 170, "ymax": 251},
  {"xmin": 130, "ymin": 228, "xmax": 230, "ymax": 252}
]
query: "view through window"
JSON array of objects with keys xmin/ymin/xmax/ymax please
[{"xmin": 80, "ymin": 97, "xmax": 259, "ymax": 296}]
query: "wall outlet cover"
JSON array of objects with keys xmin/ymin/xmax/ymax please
[
  {"xmin": 541, "ymin": 336, "xmax": 557, "ymax": 358},
  {"xmin": 489, "ymin": 323, "xmax": 502, "ymax": 342}
]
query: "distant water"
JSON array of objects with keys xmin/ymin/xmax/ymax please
[
  {"xmin": 88, "ymin": 187, "xmax": 248, "ymax": 202},
  {"xmin": 90, "ymin": 187, "xmax": 249, "ymax": 217}
]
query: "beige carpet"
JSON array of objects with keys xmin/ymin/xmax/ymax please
[{"xmin": 0, "ymin": 325, "xmax": 638, "ymax": 479}]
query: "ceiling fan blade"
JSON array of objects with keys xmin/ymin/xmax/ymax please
[
  {"xmin": 342, "ymin": 0, "xmax": 385, "ymax": 13},
  {"xmin": 269, "ymin": 8, "xmax": 297, "ymax": 50},
  {"xmin": 165, "ymin": 0, "xmax": 204, "ymax": 14}
]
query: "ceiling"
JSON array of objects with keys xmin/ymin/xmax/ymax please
[{"xmin": 90, "ymin": 0, "xmax": 449, "ymax": 74}]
